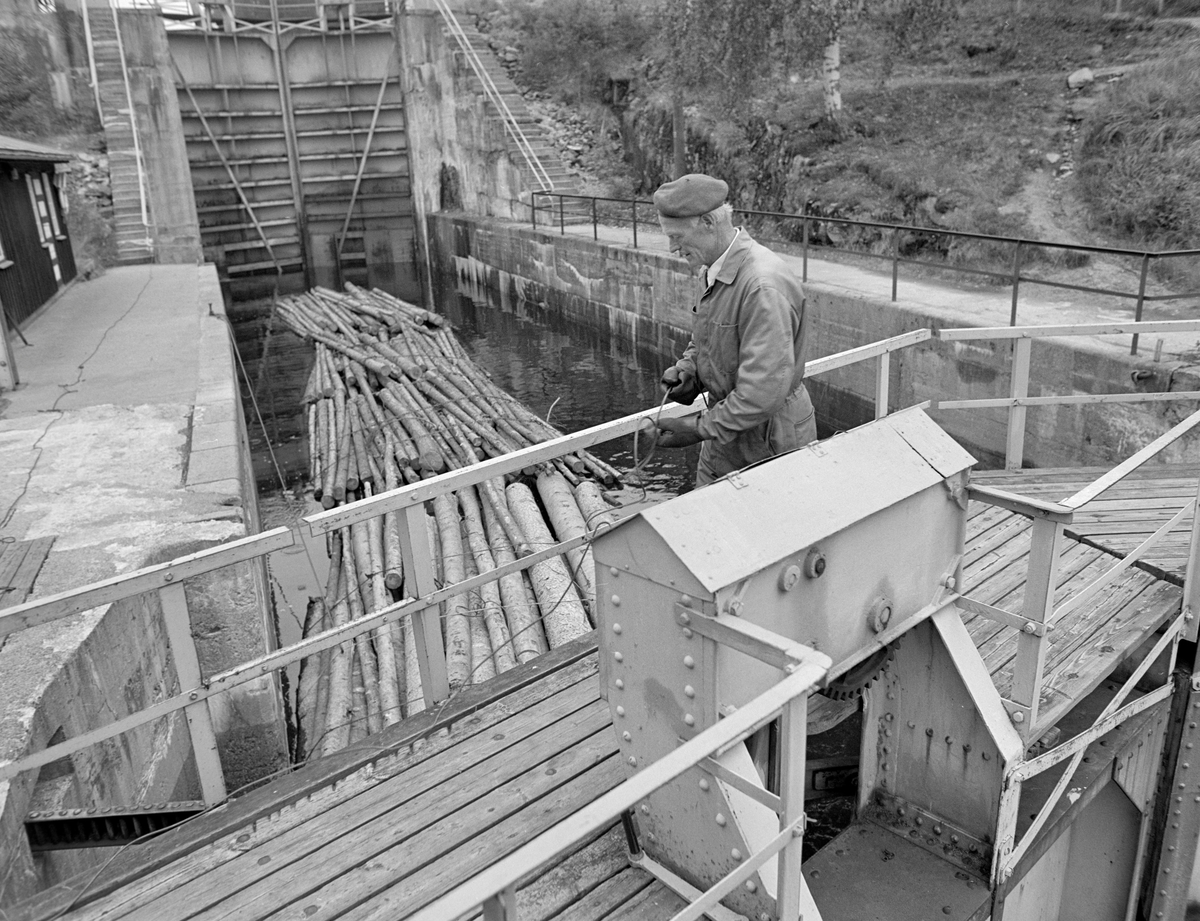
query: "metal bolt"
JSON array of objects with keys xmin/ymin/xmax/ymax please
[
  {"xmin": 933, "ymin": 825, "xmax": 943, "ymax": 836},
  {"xmin": 716, "ymin": 813, "xmax": 727, "ymax": 827},
  {"xmin": 682, "ymin": 628, "xmax": 694, "ymax": 639},
  {"xmin": 641, "ymin": 804, "xmax": 650, "ymax": 815},
  {"xmin": 616, "ymin": 706, "xmax": 625, "ymax": 717},
  {"xmin": 885, "ymin": 713, "xmax": 894, "ymax": 722},
  {"xmin": 164, "ymin": 572, "xmax": 174, "ymax": 582},
  {"xmin": 926, "ymin": 728, "xmax": 934, "ymax": 738},
  {"xmin": 615, "ymin": 679, "xmax": 624, "ymax": 690},
  {"xmin": 612, "ymin": 623, "xmax": 622, "ymax": 635},
  {"xmin": 699, "ymin": 779, "xmax": 710, "ymax": 791},
  {"xmin": 189, "ymin": 691, "xmax": 198, "ymax": 700},
  {"xmin": 915, "ymin": 816, "xmax": 923, "ymax": 826},
  {"xmin": 611, "ymin": 595, "xmax": 621, "ymax": 606},
  {"xmin": 684, "ymin": 655, "xmax": 695, "ymax": 669},
  {"xmin": 684, "ymin": 714, "xmax": 695, "ymax": 727},
  {"xmin": 680, "ymin": 595, "xmax": 693, "ymax": 607},
  {"xmin": 1012, "ymin": 712, "xmax": 1025, "ymax": 724},
  {"xmin": 613, "ymin": 651, "xmax": 623, "ymax": 663},
  {"xmin": 951, "ymin": 835, "xmax": 959, "ymax": 845},
  {"xmin": 610, "ymin": 567, "xmax": 619, "ymax": 576},
  {"xmin": 728, "ymin": 599, "xmax": 743, "ymax": 616},
  {"xmin": 908, "ymin": 721, "xmax": 916, "ymax": 729},
  {"xmin": 685, "ymin": 685, "xmax": 696, "ymax": 698},
  {"xmin": 881, "ymin": 762, "xmax": 889, "ymax": 771},
  {"xmin": 622, "ymin": 731, "xmax": 631, "ymax": 742},
  {"xmin": 886, "ymin": 691, "xmax": 895, "ymax": 700},
  {"xmin": 1022, "ymin": 622, "xmax": 1036, "ymax": 634},
  {"xmin": 732, "ymin": 848, "xmax": 743, "ymax": 860},
  {"xmin": 745, "ymin": 880, "xmax": 757, "ymax": 893},
  {"xmin": 678, "ymin": 612, "xmax": 691, "ymax": 626},
  {"xmin": 628, "ymin": 756, "xmax": 637, "ymax": 766}
]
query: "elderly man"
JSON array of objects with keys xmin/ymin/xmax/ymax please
[{"xmin": 645, "ymin": 173, "xmax": 817, "ymax": 486}]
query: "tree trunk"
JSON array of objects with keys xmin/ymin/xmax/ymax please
[
  {"xmin": 672, "ymin": 94, "xmax": 686, "ymax": 178},
  {"xmin": 822, "ymin": 31, "xmax": 842, "ymax": 121}
]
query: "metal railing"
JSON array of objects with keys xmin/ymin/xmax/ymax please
[
  {"xmin": 528, "ymin": 191, "xmax": 1200, "ymax": 354},
  {"xmin": 433, "ymin": 0, "xmax": 555, "ymax": 193},
  {"xmin": 5, "ymin": 320, "xmax": 1200, "ymax": 916}
]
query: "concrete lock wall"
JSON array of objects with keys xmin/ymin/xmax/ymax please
[
  {"xmin": 429, "ymin": 213, "xmax": 1200, "ymax": 470},
  {"xmin": 0, "ymin": 266, "xmax": 287, "ymax": 906},
  {"xmin": 400, "ymin": 1, "xmax": 529, "ymax": 303}
]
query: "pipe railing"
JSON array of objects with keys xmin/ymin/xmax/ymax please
[
  {"xmin": 408, "ymin": 633, "xmax": 831, "ymax": 921},
  {"xmin": 527, "ymin": 191, "xmax": 1200, "ymax": 354},
  {"xmin": 4, "ymin": 319, "xmax": 1200, "ymax": 912},
  {"xmin": 432, "ymin": 0, "xmax": 554, "ymax": 193}
]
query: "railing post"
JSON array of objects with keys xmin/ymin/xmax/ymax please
[
  {"xmin": 592, "ymin": 197, "xmax": 597, "ymax": 242},
  {"xmin": 875, "ymin": 351, "xmax": 890, "ymax": 420},
  {"xmin": 890, "ymin": 229, "xmax": 899, "ymax": 301},
  {"xmin": 632, "ymin": 199, "xmax": 638, "ymax": 249},
  {"xmin": 775, "ymin": 688, "xmax": 808, "ymax": 919},
  {"xmin": 1182, "ymin": 472, "xmax": 1200, "ymax": 644},
  {"xmin": 482, "ymin": 886, "xmax": 517, "ymax": 921},
  {"xmin": 801, "ymin": 213, "xmax": 809, "ymax": 283},
  {"xmin": 559, "ymin": 194, "xmax": 565, "ymax": 235},
  {"xmin": 1009, "ymin": 240, "xmax": 1023, "ymax": 326},
  {"xmin": 158, "ymin": 581, "xmax": 227, "ymax": 805},
  {"xmin": 1132, "ymin": 253, "xmax": 1150, "ymax": 356},
  {"xmin": 1006, "ymin": 337, "xmax": 1031, "ymax": 470},
  {"xmin": 1009, "ymin": 517, "xmax": 1062, "ymax": 740},
  {"xmin": 530, "ymin": 193, "xmax": 537, "ymax": 231},
  {"xmin": 400, "ymin": 504, "xmax": 450, "ymax": 706}
]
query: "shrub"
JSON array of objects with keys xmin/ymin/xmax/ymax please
[{"xmin": 1077, "ymin": 50, "xmax": 1200, "ymax": 250}]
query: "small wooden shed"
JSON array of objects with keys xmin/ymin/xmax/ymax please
[{"xmin": 0, "ymin": 134, "xmax": 77, "ymax": 330}]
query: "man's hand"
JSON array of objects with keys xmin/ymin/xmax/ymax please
[
  {"xmin": 639, "ymin": 416, "xmax": 703, "ymax": 450},
  {"xmin": 661, "ymin": 366, "xmax": 700, "ymax": 405}
]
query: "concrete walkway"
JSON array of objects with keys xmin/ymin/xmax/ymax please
[
  {"xmin": 536, "ymin": 219, "xmax": 1200, "ymax": 364},
  {"xmin": 0, "ymin": 264, "xmax": 247, "ymax": 591},
  {"xmin": 0, "ymin": 264, "xmax": 283, "ymax": 908}
]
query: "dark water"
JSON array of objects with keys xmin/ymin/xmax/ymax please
[{"xmin": 433, "ymin": 273, "xmax": 701, "ymax": 500}]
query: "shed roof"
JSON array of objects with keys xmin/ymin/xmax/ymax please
[{"xmin": 0, "ymin": 135, "xmax": 73, "ymax": 164}]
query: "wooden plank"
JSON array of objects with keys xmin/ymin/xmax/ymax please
[
  {"xmin": 110, "ymin": 699, "xmax": 612, "ymax": 921},
  {"xmin": 1034, "ymin": 584, "xmax": 1180, "ymax": 731},
  {"xmin": 290, "ymin": 754, "xmax": 627, "ymax": 921},
  {"xmin": 14, "ymin": 637, "xmax": 600, "ymax": 921},
  {"xmin": 599, "ymin": 882, "xmax": 688, "ymax": 921},
  {"xmin": 550, "ymin": 871, "xmax": 654, "ymax": 921},
  {"xmin": 0, "ymin": 539, "xmax": 34, "ymax": 608},
  {"xmin": 82, "ymin": 683, "xmax": 605, "ymax": 921},
  {"xmin": 4, "ymin": 536, "xmax": 54, "ymax": 606},
  {"xmin": 508, "ymin": 825, "xmax": 632, "ymax": 921},
  {"xmin": 182, "ymin": 710, "xmax": 617, "ymax": 921}
]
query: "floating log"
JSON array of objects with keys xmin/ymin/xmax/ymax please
[{"xmin": 506, "ymin": 482, "xmax": 590, "ymax": 648}]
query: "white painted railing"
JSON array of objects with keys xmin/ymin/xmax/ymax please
[{"xmin": 4, "ymin": 319, "xmax": 1200, "ymax": 914}]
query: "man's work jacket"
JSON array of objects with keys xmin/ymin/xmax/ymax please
[{"xmin": 677, "ymin": 230, "xmax": 815, "ymax": 468}]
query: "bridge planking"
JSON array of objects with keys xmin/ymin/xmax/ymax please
[{"xmin": 11, "ymin": 466, "xmax": 1192, "ymax": 921}]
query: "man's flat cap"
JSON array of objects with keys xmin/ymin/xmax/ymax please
[{"xmin": 653, "ymin": 173, "xmax": 728, "ymax": 218}]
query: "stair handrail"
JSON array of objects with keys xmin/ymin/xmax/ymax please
[{"xmin": 429, "ymin": 0, "xmax": 555, "ymax": 193}]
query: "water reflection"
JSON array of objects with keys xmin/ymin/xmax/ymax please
[{"xmin": 434, "ymin": 272, "xmax": 701, "ymax": 500}]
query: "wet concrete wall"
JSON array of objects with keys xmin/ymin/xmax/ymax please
[{"xmin": 429, "ymin": 213, "xmax": 1200, "ymax": 470}]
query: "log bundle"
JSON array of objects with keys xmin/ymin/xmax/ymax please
[{"xmin": 278, "ymin": 285, "xmax": 625, "ymax": 761}]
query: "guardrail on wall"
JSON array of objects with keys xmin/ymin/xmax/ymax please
[{"xmin": 527, "ymin": 191, "xmax": 1200, "ymax": 354}]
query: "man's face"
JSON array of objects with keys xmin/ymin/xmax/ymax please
[{"xmin": 658, "ymin": 214, "xmax": 718, "ymax": 274}]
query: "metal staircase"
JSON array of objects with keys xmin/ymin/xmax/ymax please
[
  {"xmin": 433, "ymin": 0, "xmax": 587, "ymax": 217},
  {"xmin": 88, "ymin": 8, "xmax": 155, "ymax": 265}
]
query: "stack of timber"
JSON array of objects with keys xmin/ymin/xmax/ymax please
[{"xmin": 275, "ymin": 284, "xmax": 623, "ymax": 763}]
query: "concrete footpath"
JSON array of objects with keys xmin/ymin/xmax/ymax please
[
  {"xmin": 0, "ymin": 264, "xmax": 287, "ymax": 905},
  {"xmin": 549, "ymin": 220, "xmax": 1200, "ymax": 362}
]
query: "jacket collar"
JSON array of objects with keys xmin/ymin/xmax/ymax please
[{"xmin": 711, "ymin": 228, "xmax": 754, "ymax": 287}]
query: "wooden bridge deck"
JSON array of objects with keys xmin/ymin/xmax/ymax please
[{"xmin": 12, "ymin": 465, "xmax": 1194, "ymax": 921}]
